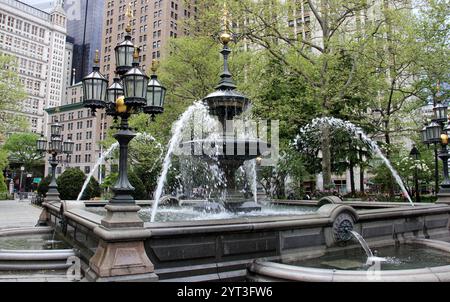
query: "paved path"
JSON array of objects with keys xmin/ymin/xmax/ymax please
[{"xmin": 0, "ymin": 200, "xmax": 42, "ymax": 229}]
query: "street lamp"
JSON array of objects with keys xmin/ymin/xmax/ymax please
[
  {"xmin": 422, "ymin": 100, "xmax": 450, "ymax": 198},
  {"xmin": 19, "ymin": 166, "xmax": 25, "ymax": 194},
  {"xmin": 409, "ymin": 145, "xmax": 421, "ymax": 203},
  {"xmin": 81, "ymin": 15, "xmax": 165, "ymax": 215},
  {"xmin": 36, "ymin": 123, "xmax": 74, "ymax": 202}
]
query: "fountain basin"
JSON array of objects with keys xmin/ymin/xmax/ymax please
[
  {"xmin": 0, "ymin": 227, "xmax": 76, "ymax": 272},
  {"xmin": 247, "ymin": 239, "xmax": 450, "ymax": 282},
  {"xmin": 41, "ymin": 200, "xmax": 450, "ymax": 281}
]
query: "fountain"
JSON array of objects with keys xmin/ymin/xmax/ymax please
[
  {"xmin": 177, "ymin": 32, "xmax": 267, "ymax": 214},
  {"xmin": 296, "ymin": 117, "xmax": 415, "ymax": 207},
  {"xmin": 32, "ymin": 6, "xmax": 450, "ymax": 283}
]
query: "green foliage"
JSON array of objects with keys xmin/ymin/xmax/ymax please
[
  {"xmin": 2, "ymin": 133, "xmax": 43, "ymax": 168},
  {"xmin": 0, "ymin": 172, "xmax": 7, "ymax": 193},
  {"xmin": 0, "ymin": 149, "xmax": 8, "ymax": 171},
  {"xmin": 57, "ymin": 168, "xmax": 85, "ymax": 200},
  {"xmin": 0, "ymin": 53, "xmax": 28, "ymax": 137},
  {"xmin": 104, "ymin": 171, "xmax": 148, "ymax": 200},
  {"xmin": 128, "ymin": 171, "xmax": 148, "ymax": 200},
  {"xmin": 83, "ymin": 178, "xmax": 102, "ymax": 200}
]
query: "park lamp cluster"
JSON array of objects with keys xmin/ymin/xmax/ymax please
[
  {"xmin": 36, "ymin": 121, "xmax": 74, "ymax": 156},
  {"xmin": 81, "ymin": 27, "xmax": 166, "ymax": 121},
  {"xmin": 422, "ymin": 101, "xmax": 449, "ymax": 146}
]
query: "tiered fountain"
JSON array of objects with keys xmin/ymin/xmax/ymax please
[{"xmin": 182, "ymin": 31, "xmax": 267, "ymax": 213}]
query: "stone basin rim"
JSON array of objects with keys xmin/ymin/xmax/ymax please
[{"xmin": 248, "ymin": 239, "xmax": 450, "ymax": 282}]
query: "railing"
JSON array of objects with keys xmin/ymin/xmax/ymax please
[{"xmin": 31, "ymin": 194, "xmax": 44, "ymax": 206}]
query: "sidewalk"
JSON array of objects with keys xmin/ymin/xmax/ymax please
[{"xmin": 0, "ymin": 200, "xmax": 42, "ymax": 229}]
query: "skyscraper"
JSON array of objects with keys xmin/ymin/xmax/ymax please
[
  {"xmin": 64, "ymin": 0, "xmax": 105, "ymax": 83},
  {"xmin": 0, "ymin": 0, "xmax": 68, "ymax": 134},
  {"xmin": 100, "ymin": 0, "xmax": 196, "ymax": 82}
]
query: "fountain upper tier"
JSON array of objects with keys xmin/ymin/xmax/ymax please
[
  {"xmin": 180, "ymin": 138, "xmax": 270, "ymax": 162},
  {"xmin": 203, "ymin": 90, "xmax": 249, "ymax": 121}
]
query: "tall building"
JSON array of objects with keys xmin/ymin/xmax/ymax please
[
  {"xmin": 100, "ymin": 0, "xmax": 196, "ymax": 82},
  {"xmin": 44, "ymin": 97, "xmax": 109, "ymax": 179},
  {"xmin": 64, "ymin": 0, "xmax": 105, "ymax": 83},
  {"xmin": 0, "ymin": 0, "xmax": 68, "ymax": 134}
]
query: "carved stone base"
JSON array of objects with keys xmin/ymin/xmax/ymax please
[
  {"xmin": 45, "ymin": 191, "xmax": 60, "ymax": 203},
  {"xmin": 36, "ymin": 208, "xmax": 50, "ymax": 226},
  {"xmin": 101, "ymin": 204, "xmax": 144, "ymax": 229},
  {"xmin": 437, "ymin": 193, "xmax": 450, "ymax": 205},
  {"xmin": 89, "ymin": 239, "xmax": 156, "ymax": 280}
]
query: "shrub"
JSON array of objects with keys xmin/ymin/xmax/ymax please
[
  {"xmin": 128, "ymin": 171, "xmax": 147, "ymax": 200},
  {"xmin": 0, "ymin": 173, "xmax": 7, "ymax": 193},
  {"xmin": 106, "ymin": 171, "xmax": 148, "ymax": 200},
  {"xmin": 82, "ymin": 177, "xmax": 102, "ymax": 200},
  {"xmin": 57, "ymin": 168, "xmax": 85, "ymax": 200}
]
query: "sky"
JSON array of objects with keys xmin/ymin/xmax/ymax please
[{"xmin": 24, "ymin": 0, "xmax": 56, "ymax": 12}]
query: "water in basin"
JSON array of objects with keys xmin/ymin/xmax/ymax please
[
  {"xmin": 86, "ymin": 204, "xmax": 318, "ymax": 223},
  {"xmin": 0, "ymin": 233, "xmax": 71, "ymax": 250},
  {"xmin": 280, "ymin": 244, "xmax": 450, "ymax": 270}
]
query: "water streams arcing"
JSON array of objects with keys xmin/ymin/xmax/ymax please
[
  {"xmin": 150, "ymin": 102, "xmax": 213, "ymax": 222},
  {"xmin": 76, "ymin": 133, "xmax": 160, "ymax": 202},
  {"xmin": 76, "ymin": 142, "xmax": 119, "ymax": 201},
  {"xmin": 296, "ymin": 117, "xmax": 414, "ymax": 207}
]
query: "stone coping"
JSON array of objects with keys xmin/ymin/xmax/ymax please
[
  {"xmin": 248, "ymin": 239, "xmax": 450, "ymax": 282},
  {"xmin": 53, "ymin": 201, "xmax": 450, "ymax": 238},
  {"xmin": 0, "ymin": 227, "xmax": 53, "ymax": 237}
]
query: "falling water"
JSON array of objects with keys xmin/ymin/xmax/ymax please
[
  {"xmin": 350, "ymin": 230, "xmax": 374, "ymax": 258},
  {"xmin": 296, "ymin": 117, "xmax": 415, "ymax": 207},
  {"xmin": 76, "ymin": 142, "xmax": 119, "ymax": 201},
  {"xmin": 244, "ymin": 160, "xmax": 258, "ymax": 204},
  {"xmin": 150, "ymin": 102, "xmax": 211, "ymax": 222},
  {"xmin": 76, "ymin": 133, "xmax": 159, "ymax": 201}
]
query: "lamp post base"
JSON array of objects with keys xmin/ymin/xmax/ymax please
[
  {"xmin": 88, "ymin": 204, "xmax": 157, "ymax": 281},
  {"xmin": 437, "ymin": 192, "xmax": 450, "ymax": 205},
  {"xmin": 88, "ymin": 239, "xmax": 157, "ymax": 282}
]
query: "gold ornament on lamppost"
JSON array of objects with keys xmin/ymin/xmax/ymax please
[
  {"xmin": 220, "ymin": 1, "xmax": 232, "ymax": 45},
  {"xmin": 126, "ymin": 2, "xmax": 134, "ymax": 33}
]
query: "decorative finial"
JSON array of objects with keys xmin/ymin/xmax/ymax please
[
  {"xmin": 94, "ymin": 50, "xmax": 99, "ymax": 64},
  {"xmin": 133, "ymin": 47, "xmax": 139, "ymax": 60},
  {"xmin": 151, "ymin": 59, "xmax": 159, "ymax": 73},
  {"xmin": 220, "ymin": 1, "xmax": 232, "ymax": 45},
  {"xmin": 126, "ymin": 2, "xmax": 134, "ymax": 33}
]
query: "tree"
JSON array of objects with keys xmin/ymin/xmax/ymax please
[
  {"xmin": 0, "ymin": 53, "xmax": 28, "ymax": 138},
  {"xmin": 228, "ymin": 0, "xmax": 381, "ymax": 188},
  {"xmin": 82, "ymin": 178, "xmax": 102, "ymax": 201},
  {"xmin": 104, "ymin": 171, "xmax": 148, "ymax": 200},
  {"xmin": 2, "ymin": 133, "xmax": 44, "ymax": 169}
]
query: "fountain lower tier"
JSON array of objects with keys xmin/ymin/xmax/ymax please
[
  {"xmin": 181, "ymin": 137, "xmax": 269, "ymax": 213},
  {"xmin": 40, "ymin": 202, "xmax": 450, "ymax": 282}
]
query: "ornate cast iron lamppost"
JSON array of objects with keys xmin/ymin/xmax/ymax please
[
  {"xmin": 423, "ymin": 101, "xmax": 448, "ymax": 195},
  {"xmin": 81, "ymin": 4, "xmax": 165, "ymax": 281},
  {"xmin": 437, "ymin": 122, "xmax": 450, "ymax": 199},
  {"xmin": 36, "ymin": 121, "xmax": 74, "ymax": 202}
]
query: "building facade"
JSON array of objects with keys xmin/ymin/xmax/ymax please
[
  {"xmin": 64, "ymin": 0, "xmax": 105, "ymax": 83},
  {"xmin": 100, "ymin": 0, "xmax": 196, "ymax": 82},
  {"xmin": 0, "ymin": 0, "xmax": 68, "ymax": 134},
  {"xmin": 44, "ymin": 99, "xmax": 110, "ymax": 180}
]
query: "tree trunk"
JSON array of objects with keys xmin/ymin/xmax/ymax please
[
  {"xmin": 384, "ymin": 120, "xmax": 395, "ymax": 197},
  {"xmin": 321, "ymin": 125, "xmax": 332, "ymax": 191}
]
